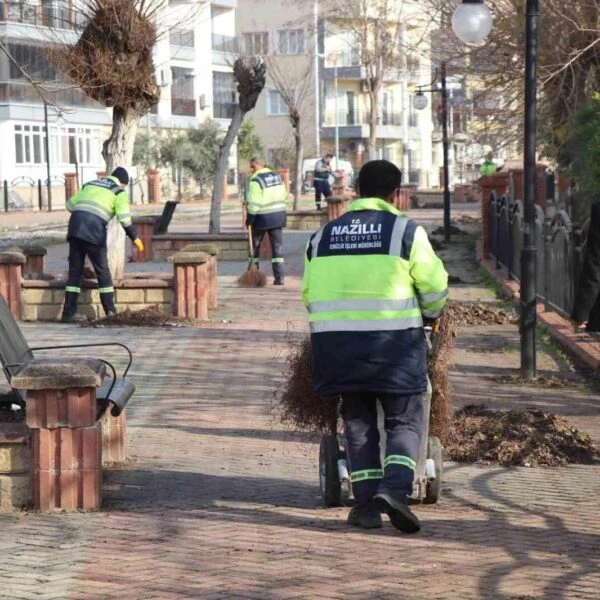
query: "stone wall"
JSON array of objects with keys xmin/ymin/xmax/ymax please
[
  {"xmin": 286, "ymin": 210, "xmax": 329, "ymax": 231},
  {"xmin": 21, "ymin": 277, "xmax": 173, "ymax": 321},
  {"xmin": 0, "ymin": 424, "xmax": 30, "ymax": 511}
]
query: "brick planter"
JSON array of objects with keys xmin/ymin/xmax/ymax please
[
  {"xmin": 180, "ymin": 244, "xmax": 220, "ymax": 309},
  {"xmin": 326, "ymin": 197, "xmax": 349, "ymax": 221},
  {"xmin": 22, "ymin": 246, "xmax": 47, "ymax": 279},
  {"xmin": 0, "ymin": 249, "xmax": 24, "ymax": 320},
  {"xmin": 172, "ymin": 251, "xmax": 210, "ymax": 320},
  {"xmin": 0, "ymin": 423, "xmax": 30, "ymax": 511},
  {"xmin": 13, "ymin": 358, "xmax": 106, "ymax": 511},
  {"xmin": 286, "ymin": 210, "xmax": 329, "ymax": 231},
  {"xmin": 101, "ymin": 410, "xmax": 126, "ymax": 465},
  {"xmin": 130, "ymin": 216, "xmax": 156, "ymax": 262},
  {"xmin": 153, "ymin": 233, "xmax": 248, "ymax": 261}
]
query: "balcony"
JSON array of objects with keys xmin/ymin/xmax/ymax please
[
  {"xmin": 322, "ymin": 110, "xmax": 404, "ymax": 139},
  {"xmin": 0, "ymin": 82, "xmax": 102, "ymax": 109},
  {"xmin": 212, "ymin": 33, "xmax": 238, "ymax": 53},
  {"xmin": 1, "ymin": 2, "xmax": 85, "ymax": 30}
]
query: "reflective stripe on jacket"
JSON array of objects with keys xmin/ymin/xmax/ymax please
[
  {"xmin": 302, "ymin": 197, "xmax": 448, "ymax": 397},
  {"xmin": 66, "ymin": 176, "xmax": 134, "ymax": 245},
  {"xmin": 247, "ymin": 168, "xmax": 287, "ymax": 230}
]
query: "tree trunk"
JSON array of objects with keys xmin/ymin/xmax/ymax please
[
  {"xmin": 210, "ymin": 106, "xmax": 245, "ymax": 234},
  {"xmin": 102, "ymin": 106, "xmax": 141, "ymax": 281},
  {"xmin": 293, "ymin": 125, "xmax": 303, "ymax": 211},
  {"xmin": 367, "ymin": 90, "xmax": 378, "ymax": 162}
]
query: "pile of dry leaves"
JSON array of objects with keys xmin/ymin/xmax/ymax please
[
  {"xmin": 82, "ymin": 306, "xmax": 196, "ymax": 328},
  {"xmin": 446, "ymin": 405, "xmax": 599, "ymax": 466},
  {"xmin": 447, "ymin": 300, "xmax": 518, "ymax": 326}
]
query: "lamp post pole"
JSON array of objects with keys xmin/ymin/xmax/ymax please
[
  {"xmin": 334, "ymin": 60, "xmax": 339, "ymax": 164},
  {"xmin": 43, "ymin": 100, "xmax": 52, "ymax": 211},
  {"xmin": 313, "ymin": 0, "xmax": 320, "ymax": 156},
  {"xmin": 520, "ymin": 0, "xmax": 538, "ymax": 378},
  {"xmin": 440, "ymin": 62, "xmax": 451, "ymax": 242}
]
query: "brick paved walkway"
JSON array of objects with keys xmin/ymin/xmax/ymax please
[{"xmin": 1, "ymin": 210, "xmax": 599, "ymax": 599}]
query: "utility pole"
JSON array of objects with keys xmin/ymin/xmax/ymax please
[
  {"xmin": 313, "ymin": 0, "xmax": 320, "ymax": 156},
  {"xmin": 441, "ymin": 62, "xmax": 451, "ymax": 242}
]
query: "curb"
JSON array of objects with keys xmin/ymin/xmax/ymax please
[{"xmin": 476, "ymin": 241, "xmax": 600, "ymax": 371}]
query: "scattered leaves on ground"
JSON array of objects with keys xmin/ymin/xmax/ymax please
[
  {"xmin": 446, "ymin": 405, "xmax": 599, "ymax": 466},
  {"xmin": 488, "ymin": 374, "xmax": 575, "ymax": 388},
  {"xmin": 453, "ymin": 215, "xmax": 481, "ymax": 225},
  {"xmin": 82, "ymin": 305, "xmax": 197, "ymax": 328},
  {"xmin": 447, "ymin": 300, "xmax": 519, "ymax": 326}
]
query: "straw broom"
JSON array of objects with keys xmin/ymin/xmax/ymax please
[{"xmin": 238, "ymin": 224, "xmax": 267, "ymax": 287}]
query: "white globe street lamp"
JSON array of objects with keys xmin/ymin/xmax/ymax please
[
  {"xmin": 451, "ymin": 0, "xmax": 493, "ymax": 45},
  {"xmin": 412, "ymin": 92, "xmax": 428, "ymax": 111}
]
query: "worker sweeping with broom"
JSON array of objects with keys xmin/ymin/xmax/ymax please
[{"xmin": 238, "ymin": 157, "xmax": 288, "ymax": 287}]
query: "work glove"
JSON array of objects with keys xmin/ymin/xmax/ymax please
[
  {"xmin": 133, "ymin": 238, "xmax": 145, "ymax": 252},
  {"xmin": 245, "ymin": 214, "xmax": 255, "ymax": 228}
]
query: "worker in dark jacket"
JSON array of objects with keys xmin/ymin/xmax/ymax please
[
  {"xmin": 572, "ymin": 202, "xmax": 600, "ymax": 331},
  {"xmin": 314, "ymin": 153, "xmax": 333, "ymax": 210},
  {"xmin": 60, "ymin": 167, "xmax": 144, "ymax": 323},
  {"xmin": 246, "ymin": 158, "xmax": 288, "ymax": 285},
  {"xmin": 302, "ymin": 160, "xmax": 448, "ymax": 533}
]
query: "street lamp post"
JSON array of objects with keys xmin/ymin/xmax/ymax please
[
  {"xmin": 43, "ymin": 100, "xmax": 52, "ymax": 211},
  {"xmin": 334, "ymin": 59, "xmax": 339, "ymax": 164},
  {"xmin": 412, "ymin": 66, "xmax": 452, "ymax": 242},
  {"xmin": 452, "ymin": 0, "xmax": 538, "ymax": 378}
]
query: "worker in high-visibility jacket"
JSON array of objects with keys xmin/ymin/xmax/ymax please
[
  {"xmin": 479, "ymin": 152, "xmax": 497, "ymax": 176},
  {"xmin": 60, "ymin": 167, "xmax": 144, "ymax": 323},
  {"xmin": 302, "ymin": 159, "xmax": 448, "ymax": 533},
  {"xmin": 246, "ymin": 157, "xmax": 288, "ymax": 285},
  {"xmin": 313, "ymin": 153, "xmax": 333, "ymax": 210}
]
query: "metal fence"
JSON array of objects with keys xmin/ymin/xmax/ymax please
[{"xmin": 487, "ymin": 192, "xmax": 588, "ymax": 319}]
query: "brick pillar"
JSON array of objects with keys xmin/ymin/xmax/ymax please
[
  {"xmin": 397, "ymin": 189, "xmax": 410, "ymax": 211},
  {"xmin": 147, "ymin": 169, "xmax": 161, "ymax": 204},
  {"xmin": 326, "ymin": 197, "xmax": 347, "ymax": 221},
  {"xmin": 65, "ymin": 173, "xmax": 78, "ymax": 198},
  {"xmin": 277, "ymin": 168, "xmax": 290, "ymax": 193},
  {"xmin": 479, "ymin": 173, "xmax": 510, "ymax": 257},
  {"xmin": 332, "ymin": 171, "xmax": 345, "ymax": 197},
  {"xmin": 22, "ymin": 246, "xmax": 47, "ymax": 279},
  {"xmin": 536, "ymin": 165, "xmax": 548, "ymax": 209},
  {"xmin": 13, "ymin": 358, "xmax": 106, "ymax": 511},
  {"xmin": 0, "ymin": 249, "xmax": 25, "ymax": 319},
  {"xmin": 130, "ymin": 216, "xmax": 155, "ymax": 262},
  {"xmin": 510, "ymin": 169, "xmax": 524, "ymax": 201},
  {"xmin": 172, "ymin": 251, "xmax": 210, "ymax": 320},
  {"xmin": 180, "ymin": 244, "xmax": 220, "ymax": 309},
  {"xmin": 100, "ymin": 410, "xmax": 126, "ymax": 465}
]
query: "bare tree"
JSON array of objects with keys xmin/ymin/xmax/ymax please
[
  {"xmin": 210, "ymin": 55, "xmax": 266, "ymax": 234},
  {"xmin": 266, "ymin": 56, "xmax": 312, "ymax": 209}
]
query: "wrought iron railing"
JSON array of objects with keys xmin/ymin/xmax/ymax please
[{"xmin": 486, "ymin": 192, "xmax": 588, "ymax": 318}]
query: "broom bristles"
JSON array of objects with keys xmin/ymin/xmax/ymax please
[{"xmin": 237, "ymin": 266, "xmax": 267, "ymax": 287}]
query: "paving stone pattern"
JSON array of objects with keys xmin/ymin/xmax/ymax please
[{"xmin": 0, "ymin": 208, "xmax": 599, "ymax": 599}]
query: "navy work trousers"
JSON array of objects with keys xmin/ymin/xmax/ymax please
[
  {"xmin": 314, "ymin": 179, "xmax": 332, "ymax": 209},
  {"xmin": 252, "ymin": 227, "xmax": 284, "ymax": 281},
  {"xmin": 341, "ymin": 392, "xmax": 425, "ymax": 507}
]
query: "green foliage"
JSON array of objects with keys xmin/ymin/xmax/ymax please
[
  {"xmin": 133, "ymin": 130, "xmax": 158, "ymax": 170},
  {"xmin": 183, "ymin": 120, "xmax": 222, "ymax": 191},
  {"xmin": 560, "ymin": 95, "xmax": 600, "ymax": 221},
  {"xmin": 238, "ymin": 118, "xmax": 264, "ymax": 161}
]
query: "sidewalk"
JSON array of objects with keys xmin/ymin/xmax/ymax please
[{"xmin": 0, "ymin": 209, "xmax": 599, "ymax": 599}]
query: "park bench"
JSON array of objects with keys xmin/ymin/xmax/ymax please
[{"xmin": 0, "ymin": 292, "xmax": 135, "ymax": 419}]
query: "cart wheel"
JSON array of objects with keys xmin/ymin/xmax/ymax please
[
  {"xmin": 319, "ymin": 434, "xmax": 342, "ymax": 507},
  {"xmin": 424, "ymin": 436, "xmax": 443, "ymax": 505}
]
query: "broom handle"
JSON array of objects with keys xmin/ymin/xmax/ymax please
[{"xmin": 247, "ymin": 224, "xmax": 254, "ymax": 261}]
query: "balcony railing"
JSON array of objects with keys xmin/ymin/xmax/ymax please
[
  {"xmin": 0, "ymin": 82, "xmax": 102, "ymax": 109},
  {"xmin": 1, "ymin": 2, "xmax": 85, "ymax": 30},
  {"xmin": 323, "ymin": 110, "xmax": 402, "ymax": 127},
  {"xmin": 212, "ymin": 33, "xmax": 239, "ymax": 53},
  {"xmin": 170, "ymin": 29, "xmax": 195, "ymax": 48}
]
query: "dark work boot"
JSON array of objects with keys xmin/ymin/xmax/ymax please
[
  {"xmin": 61, "ymin": 313, "xmax": 88, "ymax": 323},
  {"xmin": 347, "ymin": 502, "xmax": 382, "ymax": 529},
  {"xmin": 100, "ymin": 291, "xmax": 116, "ymax": 316},
  {"xmin": 374, "ymin": 493, "xmax": 421, "ymax": 534},
  {"xmin": 61, "ymin": 291, "xmax": 87, "ymax": 323},
  {"xmin": 273, "ymin": 262, "xmax": 284, "ymax": 286}
]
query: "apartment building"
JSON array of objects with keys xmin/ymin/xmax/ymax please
[
  {"xmin": 236, "ymin": 0, "xmax": 436, "ymax": 187},
  {"xmin": 0, "ymin": 0, "xmax": 237, "ymax": 208}
]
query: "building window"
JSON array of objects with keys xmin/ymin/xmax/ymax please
[
  {"xmin": 169, "ymin": 28, "xmax": 195, "ymax": 48},
  {"xmin": 14, "ymin": 123, "xmax": 101, "ymax": 166},
  {"xmin": 8, "ymin": 43, "xmax": 56, "ymax": 81},
  {"xmin": 212, "ymin": 71, "xmax": 236, "ymax": 119},
  {"xmin": 171, "ymin": 67, "xmax": 196, "ymax": 117},
  {"xmin": 334, "ymin": 31, "xmax": 360, "ymax": 67},
  {"xmin": 243, "ymin": 32, "xmax": 269, "ymax": 55},
  {"xmin": 266, "ymin": 89, "xmax": 287, "ymax": 116},
  {"xmin": 277, "ymin": 29, "xmax": 305, "ymax": 55}
]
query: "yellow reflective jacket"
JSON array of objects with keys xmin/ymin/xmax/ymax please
[
  {"xmin": 246, "ymin": 168, "xmax": 287, "ymax": 230},
  {"xmin": 302, "ymin": 197, "xmax": 448, "ymax": 396}
]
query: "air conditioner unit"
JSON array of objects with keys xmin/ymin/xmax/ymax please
[
  {"xmin": 199, "ymin": 94, "xmax": 207, "ymax": 109},
  {"xmin": 361, "ymin": 80, "xmax": 370, "ymax": 93},
  {"xmin": 159, "ymin": 68, "xmax": 172, "ymax": 87}
]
